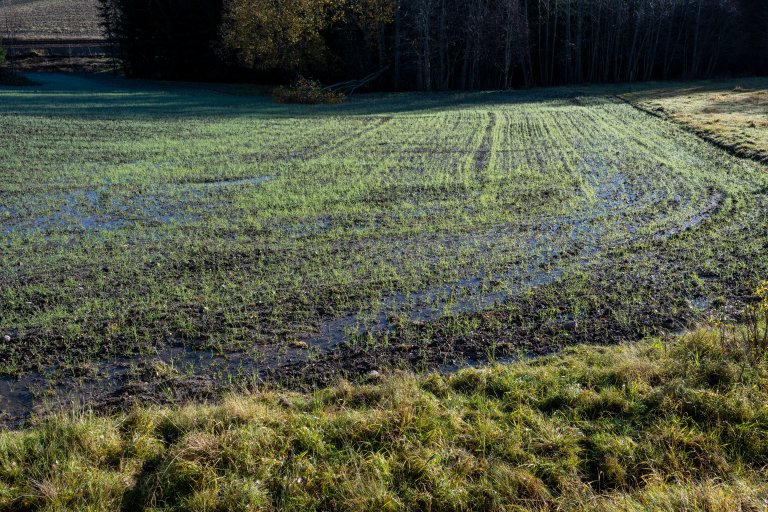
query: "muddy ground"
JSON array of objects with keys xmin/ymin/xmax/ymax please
[{"xmin": 1, "ymin": 74, "xmax": 767, "ymax": 427}]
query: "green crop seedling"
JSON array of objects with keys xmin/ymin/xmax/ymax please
[{"xmin": 1, "ymin": 73, "xmax": 767, "ymax": 425}]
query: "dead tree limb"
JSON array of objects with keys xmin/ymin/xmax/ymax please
[{"xmin": 323, "ymin": 66, "xmax": 390, "ymax": 96}]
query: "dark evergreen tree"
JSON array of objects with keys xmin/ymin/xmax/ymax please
[{"xmin": 98, "ymin": 0, "xmax": 223, "ymax": 79}]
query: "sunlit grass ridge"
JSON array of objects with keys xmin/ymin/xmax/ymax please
[{"xmin": 2, "ymin": 322, "xmax": 768, "ymax": 510}]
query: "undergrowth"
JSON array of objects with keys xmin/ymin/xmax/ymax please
[
  {"xmin": 273, "ymin": 77, "xmax": 346, "ymax": 104},
  {"xmin": 1, "ymin": 289, "xmax": 767, "ymax": 511}
]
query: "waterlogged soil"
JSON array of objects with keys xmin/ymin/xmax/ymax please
[
  {"xmin": 0, "ymin": 171, "xmax": 747, "ymax": 425},
  {"xmin": 0, "ymin": 176, "xmax": 273, "ymax": 236},
  {"xmin": 1, "ymin": 74, "xmax": 767, "ymax": 426}
]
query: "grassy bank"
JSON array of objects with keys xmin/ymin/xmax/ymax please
[
  {"xmin": 623, "ymin": 80, "xmax": 768, "ymax": 163},
  {"xmin": 2, "ymin": 301, "xmax": 767, "ymax": 511}
]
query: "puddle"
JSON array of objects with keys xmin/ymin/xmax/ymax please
[
  {"xmin": 688, "ymin": 297, "xmax": 711, "ymax": 310},
  {"xmin": 301, "ymin": 265, "xmax": 565, "ymax": 353},
  {"xmin": 296, "ymin": 219, "xmax": 607, "ymax": 353},
  {"xmin": 659, "ymin": 192, "xmax": 724, "ymax": 238},
  {"xmin": 0, "ymin": 345, "xmax": 269, "ymax": 424},
  {"xmin": 0, "ymin": 176, "xmax": 273, "ymax": 236},
  {"xmin": 0, "ymin": 376, "xmax": 35, "ymax": 422}
]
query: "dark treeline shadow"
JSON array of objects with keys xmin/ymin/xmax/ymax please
[{"xmin": 98, "ymin": 0, "xmax": 768, "ymax": 90}]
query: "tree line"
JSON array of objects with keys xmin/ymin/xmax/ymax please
[{"xmin": 98, "ymin": 0, "xmax": 768, "ymax": 89}]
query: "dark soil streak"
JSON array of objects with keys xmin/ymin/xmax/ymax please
[{"xmin": 474, "ymin": 112, "xmax": 496, "ymax": 170}]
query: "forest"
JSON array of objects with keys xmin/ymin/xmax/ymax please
[{"xmin": 98, "ymin": 0, "xmax": 768, "ymax": 90}]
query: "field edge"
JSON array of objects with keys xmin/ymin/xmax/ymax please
[{"xmin": 2, "ymin": 310, "xmax": 768, "ymax": 510}]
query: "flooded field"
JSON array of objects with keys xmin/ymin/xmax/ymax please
[{"xmin": 1, "ymin": 74, "xmax": 767, "ymax": 424}]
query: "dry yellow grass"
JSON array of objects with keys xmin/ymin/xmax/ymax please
[{"xmin": 625, "ymin": 80, "xmax": 768, "ymax": 163}]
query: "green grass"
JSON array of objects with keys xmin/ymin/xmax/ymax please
[
  {"xmin": 2, "ymin": 320, "xmax": 768, "ymax": 511},
  {"xmin": 1, "ymin": 74, "xmax": 768, "ymax": 420}
]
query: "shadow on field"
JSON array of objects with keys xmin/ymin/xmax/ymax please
[{"xmin": 0, "ymin": 73, "xmax": 630, "ymax": 120}]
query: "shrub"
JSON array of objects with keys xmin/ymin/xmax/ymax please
[
  {"xmin": 273, "ymin": 77, "xmax": 346, "ymax": 105},
  {"xmin": 0, "ymin": 44, "xmax": 6, "ymax": 66},
  {"xmin": 740, "ymin": 280, "xmax": 768, "ymax": 360}
]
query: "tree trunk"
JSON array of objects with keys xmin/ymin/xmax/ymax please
[{"xmin": 394, "ymin": 1, "xmax": 402, "ymax": 90}]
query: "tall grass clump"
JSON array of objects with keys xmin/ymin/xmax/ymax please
[{"xmin": 740, "ymin": 280, "xmax": 768, "ymax": 358}]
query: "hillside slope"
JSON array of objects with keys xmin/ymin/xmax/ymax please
[{"xmin": 0, "ymin": 0, "xmax": 101, "ymax": 40}]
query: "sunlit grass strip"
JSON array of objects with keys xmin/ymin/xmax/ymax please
[
  {"xmin": 2, "ymin": 322, "xmax": 768, "ymax": 511},
  {"xmin": 623, "ymin": 82, "xmax": 768, "ymax": 164}
]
